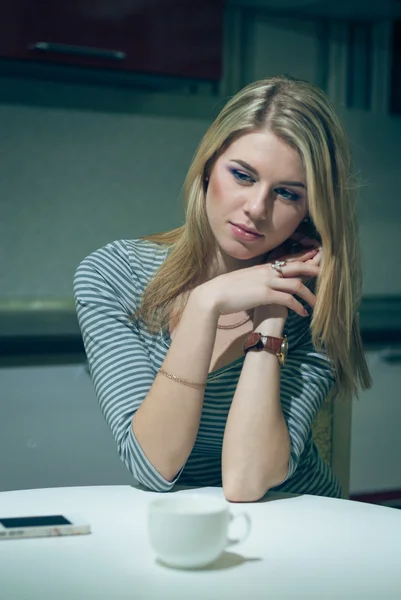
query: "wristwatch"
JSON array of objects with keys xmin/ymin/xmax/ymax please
[{"xmin": 243, "ymin": 332, "xmax": 288, "ymax": 366}]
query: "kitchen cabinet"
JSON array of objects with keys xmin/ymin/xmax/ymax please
[
  {"xmin": 350, "ymin": 348, "xmax": 401, "ymax": 494},
  {"xmin": 0, "ymin": 0, "xmax": 223, "ymax": 80},
  {"xmin": 0, "ymin": 363, "xmax": 135, "ymax": 492}
]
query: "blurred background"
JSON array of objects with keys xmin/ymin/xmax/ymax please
[{"xmin": 0, "ymin": 0, "xmax": 400, "ymax": 503}]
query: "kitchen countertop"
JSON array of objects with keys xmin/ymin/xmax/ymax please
[
  {"xmin": 1, "ymin": 296, "xmax": 401, "ymax": 366},
  {"xmin": 0, "ymin": 299, "xmax": 83, "ymax": 366}
]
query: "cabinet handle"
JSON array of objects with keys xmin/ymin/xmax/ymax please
[{"xmin": 29, "ymin": 42, "xmax": 126, "ymax": 61}]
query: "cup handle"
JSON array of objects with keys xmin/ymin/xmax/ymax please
[{"xmin": 226, "ymin": 512, "xmax": 251, "ymax": 547}]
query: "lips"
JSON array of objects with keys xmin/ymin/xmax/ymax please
[
  {"xmin": 229, "ymin": 222, "xmax": 264, "ymax": 242},
  {"xmin": 231, "ymin": 222, "xmax": 262, "ymax": 236}
]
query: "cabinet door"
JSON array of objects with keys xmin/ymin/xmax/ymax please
[
  {"xmin": 0, "ymin": 364, "xmax": 135, "ymax": 491},
  {"xmin": 0, "ymin": 0, "xmax": 223, "ymax": 80}
]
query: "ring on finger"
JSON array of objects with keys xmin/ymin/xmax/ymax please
[{"xmin": 271, "ymin": 260, "xmax": 287, "ymax": 275}]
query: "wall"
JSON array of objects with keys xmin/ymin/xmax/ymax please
[
  {"xmin": 0, "ymin": 85, "xmax": 211, "ymax": 298},
  {"xmin": 2, "ymin": 15, "xmax": 400, "ymax": 299},
  {"xmin": 341, "ymin": 110, "xmax": 401, "ymax": 295},
  {"xmin": 1, "ymin": 9, "xmax": 400, "ymax": 494}
]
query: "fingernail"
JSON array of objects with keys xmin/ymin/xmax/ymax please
[{"xmin": 303, "ymin": 308, "xmax": 309, "ymax": 317}]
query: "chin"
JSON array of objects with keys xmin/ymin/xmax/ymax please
[{"xmin": 219, "ymin": 239, "xmax": 266, "ymax": 263}]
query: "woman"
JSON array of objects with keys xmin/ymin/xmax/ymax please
[{"xmin": 74, "ymin": 75, "xmax": 371, "ymax": 502}]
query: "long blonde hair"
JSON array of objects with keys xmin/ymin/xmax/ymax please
[{"xmin": 136, "ymin": 75, "xmax": 372, "ymax": 401}]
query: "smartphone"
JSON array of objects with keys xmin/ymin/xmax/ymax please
[{"xmin": 0, "ymin": 514, "xmax": 91, "ymax": 540}]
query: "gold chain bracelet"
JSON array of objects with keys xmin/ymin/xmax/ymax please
[{"xmin": 158, "ymin": 368, "xmax": 207, "ymax": 390}]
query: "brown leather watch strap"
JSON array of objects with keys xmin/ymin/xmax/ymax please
[
  {"xmin": 243, "ymin": 332, "xmax": 283, "ymax": 354},
  {"xmin": 243, "ymin": 332, "xmax": 288, "ymax": 366}
]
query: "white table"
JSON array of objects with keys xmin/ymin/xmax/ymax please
[{"xmin": 0, "ymin": 485, "xmax": 400, "ymax": 600}]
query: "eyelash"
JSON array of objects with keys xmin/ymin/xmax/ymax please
[
  {"xmin": 231, "ymin": 168, "xmax": 254, "ymax": 184},
  {"xmin": 276, "ymin": 188, "xmax": 300, "ymax": 202},
  {"xmin": 230, "ymin": 168, "xmax": 301, "ymax": 202}
]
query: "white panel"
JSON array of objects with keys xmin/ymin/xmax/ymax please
[
  {"xmin": 350, "ymin": 350, "xmax": 401, "ymax": 494},
  {"xmin": 0, "ymin": 365, "xmax": 134, "ymax": 492}
]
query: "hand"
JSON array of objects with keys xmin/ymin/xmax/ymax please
[
  {"xmin": 254, "ymin": 246, "xmax": 322, "ymax": 326},
  {"xmin": 196, "ymin": 247, "xmax": 321, "ymax": 319},
  {"xmin": 267, "ymin": 242, "xmax": 322, "ymax": 285},
  {"xmin": 253, "ymin": 302, "xmax": 289, "ymax": 335}
]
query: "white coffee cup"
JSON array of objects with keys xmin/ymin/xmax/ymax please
[{"xmin": 148, "ymin": 493, "xmax": 251, "ymax": 569}]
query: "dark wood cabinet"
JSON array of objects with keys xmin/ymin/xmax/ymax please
[{"xmin": 0, "ymin": 0, "xmax": 224, "ymax": 80}]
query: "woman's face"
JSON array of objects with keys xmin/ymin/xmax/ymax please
[{"xmin": 205, "ymin": 130, "xmax": 309, "ymax": 273}]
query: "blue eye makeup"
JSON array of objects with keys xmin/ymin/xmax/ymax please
[
  {"xmin": 275, "ymin": 187, "xmax": 301, "ymax": 202},
  {"xmin": 229, "ymin": 168, "xmax": 255, "ymax": 184},
  {"xmin": 229, "ymin": 166, "xmax": 303, "ymax": 202}
]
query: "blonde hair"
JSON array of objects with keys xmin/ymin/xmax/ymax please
[{"xmin": 136, "ymin": 75, "xmax": 372, "ymax": 401}]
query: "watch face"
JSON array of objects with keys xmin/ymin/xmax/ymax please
[{"xmin": 278, "ymin": 336, "xmax": 288, "ymax": 365}]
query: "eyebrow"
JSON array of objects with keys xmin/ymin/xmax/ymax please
[{"xmin": 231, "ymin": 159, "xmax": 306, "ymax": 189}]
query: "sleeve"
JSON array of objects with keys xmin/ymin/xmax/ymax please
[
  {"xmin": 73, "ymin": 242, "xmax": 182, "ymax": 492},
  {"xmin": 277, "ymin": 336, "xmax": 336, "ymax": 484}
]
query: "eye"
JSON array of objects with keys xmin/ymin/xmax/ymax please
[
  {"xmin": 275, "ymin": 187, "xmax": 301, "ymax": 202},
  {"xmin": 230, "ymin": 168, "xmax": 255, "ymax": 185}
]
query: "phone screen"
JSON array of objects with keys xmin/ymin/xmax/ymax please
[{"xmin": 0, "ymin": 515, "xmax": 72, "ymax": 528}]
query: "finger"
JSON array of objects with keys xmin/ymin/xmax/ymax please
[
  {"xmin": 307, "ymin": 254, "xmax": 321, "ymax": 266},
  {"xmin": 269, "ymin": 249, "xmax": 317, "ymax": 266},
  {"xmin": 266, "ymin": 289, "xmax": 310, "ymax": 317},
  {"xmin": 304, "ymin": 252, "xmax": 321, "ymax": 266},
  {"xmin": 268, "ymin": 277, "xmax": 317, "ymax": 309},
  {"xmin": 307, "ymin": 248, "xmax": 323, "ymax": 266},
  {"xmin": 282, "ymin": 248, "xmax": 319, "ymax": 263},
  {"xmin": 268, "ymin": 243, "xmax": 322, "ymax": 265},
  {"xmin": 272, "ymin": 247, "xmax": 322, "ymax": 268},
  {"xmin": 269, "ymin": 262, "xmax": 320, "ymax": 279}
]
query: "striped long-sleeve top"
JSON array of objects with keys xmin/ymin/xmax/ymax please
[{"xmin": 74, "ymin": 238, "xmax": 342, "ymax": 498}]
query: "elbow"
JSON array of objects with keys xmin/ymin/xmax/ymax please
[
  {"xmin": 122, "ymin": 458, "xmax": 176, "ymax": 493},
  {"xmin": 120, "ymin": 448, "xmax": 177, "ymax": 492},
  {"xmin": 223, "ymin": 462, "xmax": 290, "ymax": 503},
  {"xmin": 223, "ymin": 478, "xmax": 270, "ymax": 503},
  {"xmin": 119, "ymin": 431, "xmax": 178, "ymax": 493},
  {"xmin": 140, "ymin": 482, "xmax": 171, "ymax": 493},
  {"xmin": 223, "ymin": 486, "xmax": 267, "ymax": 503}
]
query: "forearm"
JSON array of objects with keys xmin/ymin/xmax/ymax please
[
  {"xmin": 222, "ymin": 318, "xmax": 291, "ymax": 502},
  {"xmin": 132, "ymin": 288, "xmax": 218, "ymax": 482}
]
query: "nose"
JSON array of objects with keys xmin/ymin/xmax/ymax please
[{"xmin": 244, "ymin": 187, "xmax": 269, "ymax": 222}]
